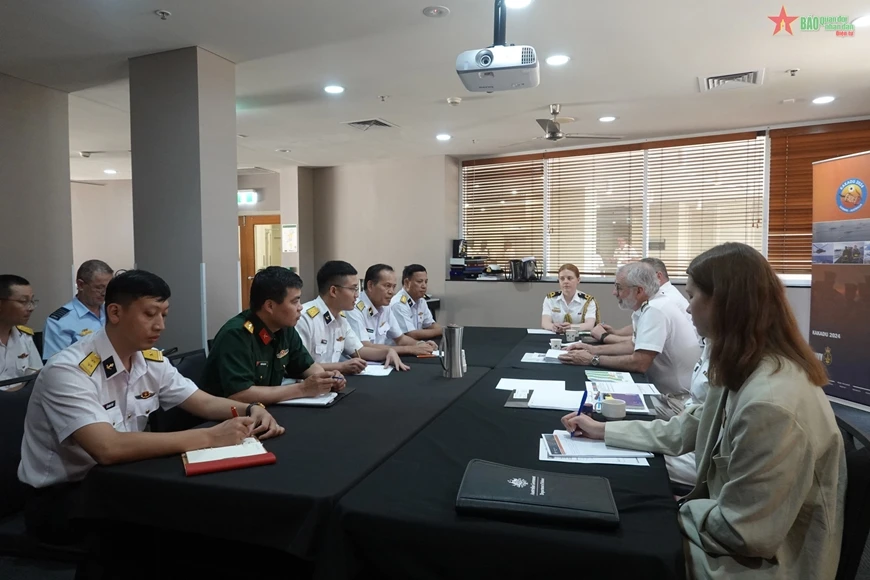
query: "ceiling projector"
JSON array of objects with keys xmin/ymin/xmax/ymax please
[{"xmin": 455, "ymin": 0, "xmax": 540, "ymax": 93}]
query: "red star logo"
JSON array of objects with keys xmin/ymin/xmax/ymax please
[{"xmin": 768, "ymin": 6, "xmax": 798, "ymax": 35}]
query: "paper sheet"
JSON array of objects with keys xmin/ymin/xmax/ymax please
[
  {"xmin": 359, "ymin": 364, "xmax": 393, "ymax": 376},
  {"xmin": 281, "ymin": 377, "xmax": 298, "ymax": 386},
  {"xmin": 545, "ymin": 348, "xmax": 566, "ymax": 359},
  {"xmin": 586, "ymin": 381, "xmax": 660, "ymax": 396},
  {"xmin": 185, "ymin": 437, "xmax": 267, "ymax": 464},
  {"xmin": 538, "ymin": 440, "xmax": 648, "ymax": 466},
  {"xmin": 276, "ymin": 392, "xmax": 338, "ymax": 406},
  {"xmin": 520, "ymin": 353, "xmax": 561, "ymax": 364},
  {"xmin": 545, "ymin": 430, "xmax": 653, "ymax": 458},
  {"xmin": 495, "ymin": 378, "xmax": 566, "ymax": 392},
  {"xmin": 528, "ymin": 390, "xmax": 587, "ymax": 411},
  {"xmin": 584, "ymin": 370, "xmax": 635, "ymax": 383},
  {"xmin": 527, "ymin": 328, "xmax": 556, "ymax": 335}
]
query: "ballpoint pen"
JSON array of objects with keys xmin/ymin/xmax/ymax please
[{"xmin": 572, "ymin": 390, "xmax": 588, "ymax": 438}]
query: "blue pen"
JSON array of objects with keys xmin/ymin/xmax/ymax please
[{"xmin": 572, "ymin": 390, "xmax": 588, "ymax": 438}]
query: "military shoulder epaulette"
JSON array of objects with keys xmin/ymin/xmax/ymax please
[
  {"xmin": 141, "ymin": 349, "xmax": 164, "ymax": 363},
  {"xmin": 306, "ymin": 306, "xmax": 320, "ymax": 318},
  {"xmin": 49, "ymin": 306, "xmax": 70, "ymax": 321},
  {"xmin": 400, "ymin": 295, "xmax": 408, "ymax": 304},
  {"xmin": 79, "ymin": 352, "xmax": 101, "ymax": 376},
  {"xmin": 356, "ymin": 301, "xmax": 365, "ymax": 311},
  {"xmin": 578, "ymin": 291, "xmax": 591, "ymax": 299},
  {"xmin": 243, "ymin": 320, "xmax": 255, "ymax": 334},
  {"xmin": 339, "ymin": 311, "xmax": 346, "ymax": 318},
  {"xmin": 547, "ymin": 291, "xmax": 562, "ymax": 298},
  {"xmin": 16, "ymin": 325, "xmax": 34, "ymax": 335}
]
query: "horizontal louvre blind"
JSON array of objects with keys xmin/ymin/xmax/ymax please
[
  {"xmin": 768, "ymin": 121, "xmax": 870, "ymax": 274},
  {"xmin": 547, "ymin": 150, "xmax": 645, "ymax": 275},
  {"xmin": 461, "ymin": 159, "xmax": 544, "ymax": 267},
  {"xmin": 647, "ymin": 136, "xmax": 766, "ymax": 276}
]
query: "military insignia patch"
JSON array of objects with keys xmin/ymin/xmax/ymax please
[
  {"xmin": 356, "ymin": 301, "xmax": 365, "ymax": 311},
  {"xmin": 80, "ymin": 328, "xmax": 93, "ymax": 337},
  {"xmin": 368, "ymin": 307, "xmax": 374, "ymax": 316},
  {"xmin": 135, "ymin": 391, "xmax": 154, "ymax": 400},
  {"xmin": 16, "ymin": 325, "xmax": 34, "ymax": 335},
  {"xmin": 102, "ymin": 356, "xmax": 117, "ymax": 378},
  {"xmin": 244, "ymin": 321, "xmax": 255, "ymax": 333},
  {"xmin": 141, "ymin": 349, "xmax": 164, "ymax": 363},
  {"xmin": 17, "ymin": 352, "xmax": 28, "ymax": 359},
  {"xmin": 259, "ymin": 328, "xmax": 272, "ymax": 346},
  {"xmin": 324, "ymin": 311, "xmax": 333, "ymax": 324},
  {"xmin": 400, "ymin": 295, "xmax": 408, "ymax": 304},
  {"xmin": 49, "ymin": 307, "xmax": 70, "ymax": 321},
  {"xmin": 277, "ymin": 349, "xmax": 289, "ymax": 359},
  {"xmin": 79, "ymin": 352, "xmax": 101, "ymax": 376},
  {"xmin": 306, "ymin": 306, "xmax": 320, "ymax": 318}
]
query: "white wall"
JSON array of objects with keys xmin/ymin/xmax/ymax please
[
  {"xmin": 238, "ymin": 172, "xmax": 280, "ymax": 213},
  {"xmin": 70, "ymin": 180, "xmax": 135, "ymax": 271},
  {"xmin": 311, "ymin": 156, "xmax": 458, "ymax": 295}
]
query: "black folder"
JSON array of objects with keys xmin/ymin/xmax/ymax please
[{"xmin": 455, "ymin": 459, "xmax": 620, "ymax": 529}]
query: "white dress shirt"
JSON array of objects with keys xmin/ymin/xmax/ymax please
[
  {"xmin": 0, "ymin": 325, "xmax": 43, "ymax": 390},
  {"xmin": 541, "ymin": 291, "xmax": 599, "ymax": 325},
  {"xmin": 295, "ymin": 296, "xmax": 364, "ymax": 364},
  {"xmin": 344, "ymin": 291, "xmax": 403, "ymax": 346},
  {"xmin": 658, "ymin": 281, "xmax": 692, "ymax": 325},
  {"xmin": 391, "ymin": 288, "xmax": 435, "ymax": 333},
  {"xmin": 631, "ymin": 294, "xmax": 701, "ymax": 404},
  {"xmin": 18, "ymin": 328, "xmax": 198, "ymax": 488}
]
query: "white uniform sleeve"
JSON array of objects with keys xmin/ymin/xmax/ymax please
[
  {"xmin": 392, "ymin": 301, "xmax": 414, "ymax": 333},
  {"xmin": 26, "ymin": 336, "xmax": 43, "ymax": 371},
  {"xmin": 155, "ymin": 360, "xmax": 199, "ymax": 410},
  {"xmin": 541, "ymin": 297, "xmax": 550, "ymax": 316},
  {"xmin": 342, "ymin": 319, "xmax": 365, "ymax": 355},
  {"xmin": 386, "ymin": 310, "xmax": 404, "ymax": 340},
  {"xmin": 420, "ymin": 301, "xmax": 435, "ymax": 329},
  {"xmin": 344, "ymin": 309, "xmax": 368, "ymax": 344},
  {"xmin": 295, "ymin": 314, "xmax": 315, "ymax": 354},
  {"xmin": 37, "ymin": 363, "xmax": 113, "ymax": 443},
  {"xmin": 584, "ymin": 297, "xmax": 598, "ymax": 323},
  {"xmin": 633, "ymin": 307, "xmax": 668, "ymax": 354}
]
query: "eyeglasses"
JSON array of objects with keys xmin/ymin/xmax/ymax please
[
  {"xmin": 613, "ymin": 284, "xmax": 637, "ymax": 293},
  {"xmin": 334, "ymin": 285, "xmax": 360, "ymax": 295},
  {"xmin": 1, "ymin": 298, "xmax": 39, "ymax": 308}
]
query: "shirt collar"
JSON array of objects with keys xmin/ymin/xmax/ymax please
[
  {"xmin": 360, "ymin": 292, "xmax": 381, "ymax": 317},
  {"xmin": 399, "ymin": 287, "xmax": 416, "ymax": 306},
  {"xmin": 561, "ymin": 291, "xmax": 583, "ymax": 305},
  {"xmin": 314, "ymin": 295, "xmax": 340, "ymax": 326},
  {"xmin": 72, "ymin": 296, "xmax": 105, "ymax": 321},
  {"xmin": 92, "ymin": 328, "xmax": 146, "ymax": 382},
  {"xmin": 660, "ymin": 281, "xmax": 674, "ymax": 292},
  {"xmin": 246, "ymin": 310, "xmax": 282, "ymax": 344}
]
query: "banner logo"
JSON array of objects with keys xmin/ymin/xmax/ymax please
[
  {"xmin": 837, "ymin": 178, "xmax": 867, "ymax": 213},
  {"xmin": 824, "ymin": 346, "xmax": 833, "ymax": 366}
]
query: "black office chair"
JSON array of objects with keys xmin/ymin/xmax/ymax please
[
  {"xmin": 33, "ymin": 331, "xmax": 44, "ymax": 359},
  {"xmin": 149, "ymin": 350, "xmax": 208, "ymax": 433},
  {"xmin": 835, "ymin": 417, "xmax": 870, "ymax": 580}
]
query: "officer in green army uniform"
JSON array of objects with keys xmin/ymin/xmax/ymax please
[{"xmin": 201, "ymin": 267, "xmax": 344, "ymax": 404}]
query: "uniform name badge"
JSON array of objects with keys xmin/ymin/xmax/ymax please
[{"xmin": 276, "ymin": 349, "xmax": 289, "ymax": 359}]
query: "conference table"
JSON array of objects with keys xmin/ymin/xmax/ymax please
[{"xmin": 76, "ymin": 327, "xmax": 686, "ymax": 580}]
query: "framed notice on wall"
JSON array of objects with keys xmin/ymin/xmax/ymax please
[{"xmin": 282, "ymin": 224, "xmax": 298, "ymax": 253}]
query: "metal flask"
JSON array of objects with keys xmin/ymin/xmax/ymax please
[{"xmin": 440, "ymin": 324, "xmax": 465, "ymax": 378}]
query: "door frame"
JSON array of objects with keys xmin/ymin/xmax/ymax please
[{"xmin": 239, "ymin": 214, "xmax": 281, "ymax": 311}]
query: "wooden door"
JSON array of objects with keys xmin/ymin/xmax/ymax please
[{"xmin": 239, "ymin": 215, "xmax": 281, "ymax": 310}]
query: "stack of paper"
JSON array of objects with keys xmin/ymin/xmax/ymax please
[
  {"xmin": 494, "ymin": 378, "xmax": 566, "ymax": 392},
  {"xmin": 585, "ymin": 370, "xmax": 635, "ymax": 383},
  {"xmin": 520, "ymin": 352, "xmax": 562, "ymax": 364},
  {"xmin": 538, "ymin": 441, "xmax": 648, "ymax": 466},
  {"xmin": 277, "ymin": 392, "xmax": 338, "ymax": 406},
  {"xmin": 527, "ymin": 328, "xmax": 556, "ymax": 335},
  {"xmin": 540, "ymin": 430, "xmax": 652, "ymax": 466},
  {"xmin": 585, "ymin": 381, "xmax": 660, "ymax": 396},
  {"xmin": 527, "ymin": 390, "xmax": 586, "ymax": 411}
]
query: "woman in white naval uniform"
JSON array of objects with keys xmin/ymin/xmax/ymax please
[{"xmin": 540, "ymin": 264, "xmax": 599, "ymax": 334}]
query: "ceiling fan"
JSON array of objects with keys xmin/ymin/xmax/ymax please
[{"xmin": 502, "ymin": 104, "xmax": 622, "ymax": 147}]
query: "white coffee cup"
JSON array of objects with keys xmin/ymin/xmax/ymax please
[
  {"xmin": 601, "ymin": 398, "xmax": 627, "ymax": 420},
  {"xmin": 565, "ymin": 329, "xmax": 578, "ymax": 342},
  {"xmin": 549, "ymin": 338, "xmax": 562, "ymax": 349}
]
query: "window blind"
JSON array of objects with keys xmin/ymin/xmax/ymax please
[
  {"xmin": 646, "ymin": 136, "xmax": 766, "ymax": 276},
  {"xmin": 461, "ymin": 158, "xmax": 545, "ymax": 267},
  {"xmin": 547, "ymin": 150, "xmax": 645, "ymax": 276},
  {"xmin": 768, "ymin": 121, "xmax": 870, "ymax": 274}
]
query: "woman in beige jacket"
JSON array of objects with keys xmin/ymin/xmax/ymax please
[{"xmin": 563, "ymin": 242, "xmax": 846, "ymax": 579}]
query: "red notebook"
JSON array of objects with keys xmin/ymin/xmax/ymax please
[{"xmin": 182, "ymin": 438, "xmax": 276, "ymax": 476}]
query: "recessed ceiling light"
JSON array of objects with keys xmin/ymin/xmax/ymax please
[
  {"xmin": 422, "ymin": 6, "xmax": 450, "ymax": 17},
  {"xmin": 103, "ymin": 169, "xmax": 117, "ymax": 175},
  {"xmin": 545, "ymin": 55, "xmax": 570, "ymax": 66},
  {"xmin": 505, "ymin": 0, "xmax": 532, "ymax": 8},
  {"xmin": 812, "ymin": 96, "xmax": 835, "ymax": 104},
  {"xmin": 324, "ymin": 85, "xmax": 345, "ymax": 94},
  {"xmin": 852, "ymin": 15, "xmax": 870, "ymax": 27},
  {"xmin": 436, "ymin": 134, "xmax": 452, "ymax": 141},
  {"xmin": 599, "ymin": 116, "xmax": 617, "ymax": 123},
  {"xmin": 275, "ymin": 149, "xmax": 292, "ymax": 153}
]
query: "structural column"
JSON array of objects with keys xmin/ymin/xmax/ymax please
[
  {"xmin": 0, "ymin": 73, "xmax": 73, "ymax": 325},
  {"xmin": 129, "ymin": 47, "xmax": 238, "ymax": 352}
]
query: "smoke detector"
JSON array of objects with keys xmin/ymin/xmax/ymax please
[{"xmin": 447, "ymin": 97, "xmax": 462, "ymax": 106}]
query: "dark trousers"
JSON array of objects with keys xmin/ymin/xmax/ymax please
[{"xmin": 23, "ymin": 482, "xmax": 85, "ymax": 546}]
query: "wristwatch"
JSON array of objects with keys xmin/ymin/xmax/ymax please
[
  {"xmin": 591, "ymin": 355, "xmax": 601, "ymax": 367},
  {"xmin": 246, "ymin": 402, "xmax": 265, "ymax": 416},
  {"xmin": 600, "ymin": 332, "xmax": 610, "ymax": 342}
]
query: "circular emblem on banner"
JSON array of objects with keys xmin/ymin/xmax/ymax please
[{"xmin": 836, "ymin": 178, "xmax": 867, "ymax": 213}]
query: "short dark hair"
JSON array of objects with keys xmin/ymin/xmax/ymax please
[
  {"xmin": 640, "ymin": 257, "xmax": 669, "ymax": 280},
  {"xmin": 402, "ymin": 264, "xmax": 427, "ymax": 284},
  {"xmin": 0, "ymin": 275, "xmax": 30, "ymax": 299},
  {"xmin": 364, "ymin": 264, "xmax": 393, "ymax": 291},
  {"xmin": 316, "ymin": 261, "xmax": 357, "ymax": 295},
  {"xmin": 105, "ymin": 270, "xmax": 171, "ymax": 307},
  {"xmin": 76, "ymin": 259, "xmax": 113, "ymax": 283},
  {"xmin": 250, "ymin": 266, "xmax": 303, "ymax": 311}
]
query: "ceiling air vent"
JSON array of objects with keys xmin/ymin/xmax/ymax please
[
  {"xmin": 698, "ymin": 69, "xmax": 765, "ymax": 92},
  {"xmin": 343, "ymin": 118, "xmax": 398, "ymax": 131}
]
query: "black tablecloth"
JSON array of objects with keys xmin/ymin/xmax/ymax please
[
  {"xmin": 78, "ymin": 364, "xmax": 488, "ymax": 560},
  {"xmin": 324, "ymin": 366, "xmax": 685, "ymax": 580},
  {"xmin": 409, "ymin": 326, "xmax": 527, "ymax": 369}
]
